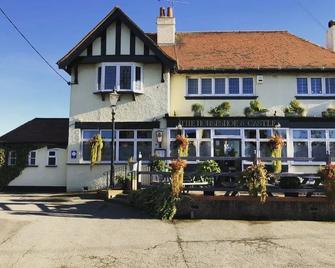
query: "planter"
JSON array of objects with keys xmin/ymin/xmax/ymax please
[
  {"xmin": 246, "ymin": 112, "xmax": 267, "ymax": 117},
  {"xmin": 284, "ymin": 112, "xmax": 303, "ymax": 117},
  {"xmin": 322, "ymin": 111, "xmax": 335, "ymax": 118},
  {"xmin": 193, "ymin": 111, "xmax": 202, "ymax": 117}
]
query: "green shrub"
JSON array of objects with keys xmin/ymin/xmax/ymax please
[
  {"xmin": 128, "ymin": 185, "xmax": 177, "ymax": 220},
  {"xmin": 191, "ymin": 103, "xmax": 204, "ymax": 114},
  {"xmin": 209, "ymin": 102, "xmax": 231, "ymax": 117},
  {"xmin": 284, "ymin": 100, "xmax": 305, "ymax": 116},
  {"xmin": 244, "ymin": 100, "xmax": 268, "ymax": 116}
]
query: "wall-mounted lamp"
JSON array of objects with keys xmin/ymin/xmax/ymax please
[{"xmin": 156, "ymin": 130, "xmax": 164, "ymax": 148}]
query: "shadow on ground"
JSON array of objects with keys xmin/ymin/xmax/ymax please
[{"xmin": 0, "ymin": 193, "xmax": 152, "ymax": 220}]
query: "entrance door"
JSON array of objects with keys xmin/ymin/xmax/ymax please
[{"xmin": 214, "ymin": 139, "xmax": 241, "ymax": 172}]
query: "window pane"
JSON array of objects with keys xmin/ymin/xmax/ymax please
[
  {"xmin": 273, "ymin": 129, "xmax": 287, "ymax": 139},
  {"xmin": 169, "ymin": 141, "xmax": 178, "ymax": 157},
  {"xmin": 83, "ymin": 141, "xmax": 91, "ymax": 161},
  {"xmin": 101, "ymin": 130, "xmax": 113, "ymax": 139},
  {"xmin": 48, "ymin": 158, "xmax": 56, "ymax": 166},
  {"xmin": 200, "ymin": 141, "xmax": 211, "ymax": 156},
  {"xmin": 330, "ymin": 142, "xmax": 335, "ymax": 158},
  {"xmin": 260, "ymin": 142, "xmax": 271, "ymax": 157},
  {"xmin": 188, "ymin": 79, "xmax": 198, "ymax": 95},
  {"xmin": 311, "ymin": 78, "xmax": 322, "ymax": 94},
  {"xmin": 120, "ymin": 66, "xmax": 131, "ymax": 90},
  {"xmin": 245, "ymin": 142, "xmax": 256, "ymax": 158},
  {"xmin": 119, "ymin": 142, "xmax": 134, "ymax": 161},
  {"xmin": 170, "ymin": 129, "xmax": 181, "ymax": 138},
  {"xmin": 311, "ymin": 130, "xmax": 326, "ymax": 139},
  {"xmin": 105, "ymin": 66, "xmax": 116, "ymax": 90},
  {"xmin": 242, "ymin": 78, "xmax": 253, "ymax": 94},
  {"xmin": 244, "ymin": 129, "xmax": 256, "ymax": 139},
  {"xmin": 215, "ymin": 78, "xmax": 225, "ymax": 94},
  {"xmin": 214, "ymin": 129, "xmax": 240, "ymax": 136},
  {"xmin": 185, "ymin": 129, "xmax": 196, "ymax": 138},
  {"xmin": 188, "ymin": 141, "xmax": 196, "ymax": 157},
  {"xmin": 30, "ymin": 159, "xmax": 36, "ymax": 166},
  {"xmin": 329, "ymin": 130, "xmax": 335, "ymax": 139},
  {"xmin": 83, "ymin": 130, "xmax": 99, "ymax": 139},
  {"xmin": 326, "ymin": 78, "xmax": 335, "ymax": 94},
  {"xmin": 137, "ymin": 130, "xmax": 152, "ymax": 139},
  {"xmin": 201, "ymin": 129, "xmax": 211, "ymax": 139},
  {"xmin": 297, "ymin": 78, "xmax": 308, "ymax": 94},
  {"xmin": 229, "ymin": 78, "xmax": 239, "ymax": 94},
  {"xmin": 102, "ymin": 142, "xmax": 112, "ymax": 161},
  {"xmin": 97, "ymin": 67, "xmax": 102, "ymax": 90},
  {"xmin": 30, "ymin": 152, "xmax": 36, "ymax": 158},
  {"xmin": 312, "ymin": 142, "xmax": 326, "ymax": 161},
  {"xmin": 293, "ymin": 130, "xmax": 308, "ymax": 139},
  {"xmin": 119, "ymin": 130, "xmax": 134, "ymax": 139},
  {"xmin": 259, "ymin": 129, "xmax": 272, "ymax": 139},
  {"xmin": 137, "ymin": 141, "xmax": 152, "ymax": 160},
  {"xmin": 135, "ymin": 66, "xmax": 141, "ymax": 81},
  {"xmin": 293, "ymin": 141, "xmax": 308, "ymax": 160},
  {"xmin": 49, "ymin": 151, "xmax": 56, "ymax": 156},
  {"xmin": 201, "ymin": 79, "xmax": 212, "ymax": 94}
]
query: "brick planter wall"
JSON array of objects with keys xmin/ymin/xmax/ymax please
[{"xmin": 176, "ymin": 196, "xmax": 335, "ymax": 221}]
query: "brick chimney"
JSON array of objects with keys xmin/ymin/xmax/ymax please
[
  {"xmin": 327, "ymin": 20, "xmax": 335, "ymax": 52},
  {"xmin": 157, "ymin": 7, "xmax": 176, "ymax": 45}
]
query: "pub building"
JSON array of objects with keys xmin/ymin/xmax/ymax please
[{"xmin": 2, "ymin": 7, "xmax": 335, "ymax": 191}]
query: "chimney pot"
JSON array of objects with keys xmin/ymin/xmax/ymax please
[
  {"xmin": 329, "ymin": 20, "xmax": 335, "ymax": 28},
  {"xmin": 159, "ymin": 7, "xmax": 165, "ymax": 17},
  {"xmin": 167, "ymin": 7, "xmax": 173, "ymax": 17}
]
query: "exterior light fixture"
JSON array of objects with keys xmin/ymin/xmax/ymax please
[
  {"xmin": 274, "ymin": 122, "xmax": 281, "ymax": 129},
  {"xmin": 156, "ymin": 130, "xmax": 164, "ymax": 148},
  {"xmin": 176, "ymin": 123, "xmax": 183, "ymax": 130}
]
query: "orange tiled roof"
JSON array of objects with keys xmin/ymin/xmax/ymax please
[{"xmin": 149, "ymin": 31, "xmax": 335, "ymax": 71}]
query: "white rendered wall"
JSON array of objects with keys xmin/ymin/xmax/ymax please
[{"xmin": 9, "ymin": 147, "xmax": 67, "ymax": 187}]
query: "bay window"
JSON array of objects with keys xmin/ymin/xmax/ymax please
[{"xmin": 97, "ymin": 63, "xmax": 143, "ymax": 93}]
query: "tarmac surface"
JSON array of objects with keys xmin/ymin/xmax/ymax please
[{"xmin": 0, "ymin": 192, "xmax": 334, "ymax": 268}]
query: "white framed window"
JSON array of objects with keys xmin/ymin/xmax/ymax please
[
  {"xmin": 47, "ymin": 150, "xmax": 57, "ymax": 166},
  {"xmin": 27, "ymin": 151, "xmax": 37, "ymax": 166},
  {"xmin": 8, "ymin": 151, "xmax": 16, "ymax": 166},
  {"xmin": 296, "ymin": 77, "xmax": 335, "ymax": 96},
  {"xmin": 96, "ymin": 63, "xmax": 143, "ymax": 93},
  {"xmin": 292, "ymin": 129, "xmax": 333, "ymax": 163},
  {"xmin": 186, "ymin": 77, "xmax": 254, "ymax": 96},
  {"xmin": 81, "ymin": 129, "xmax": 152, "ymax": 163},
  {"xmin": 168, "ymin": 128, "xmax": 213, "ymax": 160},
  {"xmin": 243, "ymin": 128, "xmax": 287, "ymax": 163}
]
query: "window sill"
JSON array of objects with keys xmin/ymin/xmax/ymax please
[
  {"xmin": 27, "ymin": 165, "xmax": 38, "ymax": 168},
  {"xmin": 185, "ymin": 95, "xmax": 258, "ymax": 100},
  {"xmin": 45, "ymin": 165, "xmax": 57, "ymax": 168},
  {"xmin": 291, "ymin": 162, "xmax": 325, "ymax": 166},
  {"xmin": 93, "ymin": 90, "xmax": 143, "ymax": 101},
  {"xmin": 295, "ymin": 95, "xmax": 335, "ymax": 100}
]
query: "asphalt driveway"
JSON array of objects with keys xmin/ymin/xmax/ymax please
[{"xmin": 0, "ymin": 192, "xmax": 334, "ymax": 268}]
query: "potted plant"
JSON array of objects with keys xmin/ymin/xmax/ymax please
[
  {"xmin": 284, "ymin": 100, "xmax": 305, "ymax": 117},
  {"xmin": 322, "ymin": 108, "xmax": 335, "ymax": 118},
  {"xmin": 269, "ymin": 134, "xmax": 285, "ymax": 174},
  {"xmin": 319, "ymin": 163, "xmax": 335, "ymax": 200},
  {"xmin": 244, "ymin": 100, "xmax": 268, "ymax": 117},
  {"xmin": 196, "ymin": 160, "xmax": 221, "ymax": 186},
  {"xmin": 239, "ymin": 162, "xmax": 268, "ymax": 203},
  {"xmin": 191, "ymin": 103, "xmax": 204, "ymax": 117},
  {"xmin": 208, "ymin": 102, "xmax": 231, "ymax": 117}
]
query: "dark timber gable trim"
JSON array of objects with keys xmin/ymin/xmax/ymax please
[
  {"xmin": 130, "ymin": 32, "xmax": 135, "ymax": 55},
  {"xmin": 101, "ymin": 31, "xmax": 106, "ymax": 55},
  {"xmin": 57, "ymin": 7, "xmax": 176, "ymax": 72}
]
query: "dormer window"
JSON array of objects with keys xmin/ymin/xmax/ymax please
[{"xmin": 97, "ymin": 63, "xmax": 143, "ymax": 93}]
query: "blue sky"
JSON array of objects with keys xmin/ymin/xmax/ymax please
[{"xmin": 0, "ymin": 0, "xmax": 334, "ymax": 135}]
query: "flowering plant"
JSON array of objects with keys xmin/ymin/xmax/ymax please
[
  {"xmin": 240, "ymin": 162, "xmax": 268, "ymax": 203},
  {"xmin": 269, "ymin": 134, "xmax": 284, "ymax": 150},
  {"xmin": 89, "ymin": 134, "xmax": 104, "ymax": 168},
  {"xmin": 170, "ymin": 159, "xmax": 187, "ymax": 172},
  {"xmin": 319, "ymin": 163, "xmax": 335, "ymax": 200},
  {"xmin": 175, "ymin": 135, "xmax": 189, "ymax": 157},
  {"xmin": 170, "ymin": 159, "xmax": 187, "ymax": 197}
]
